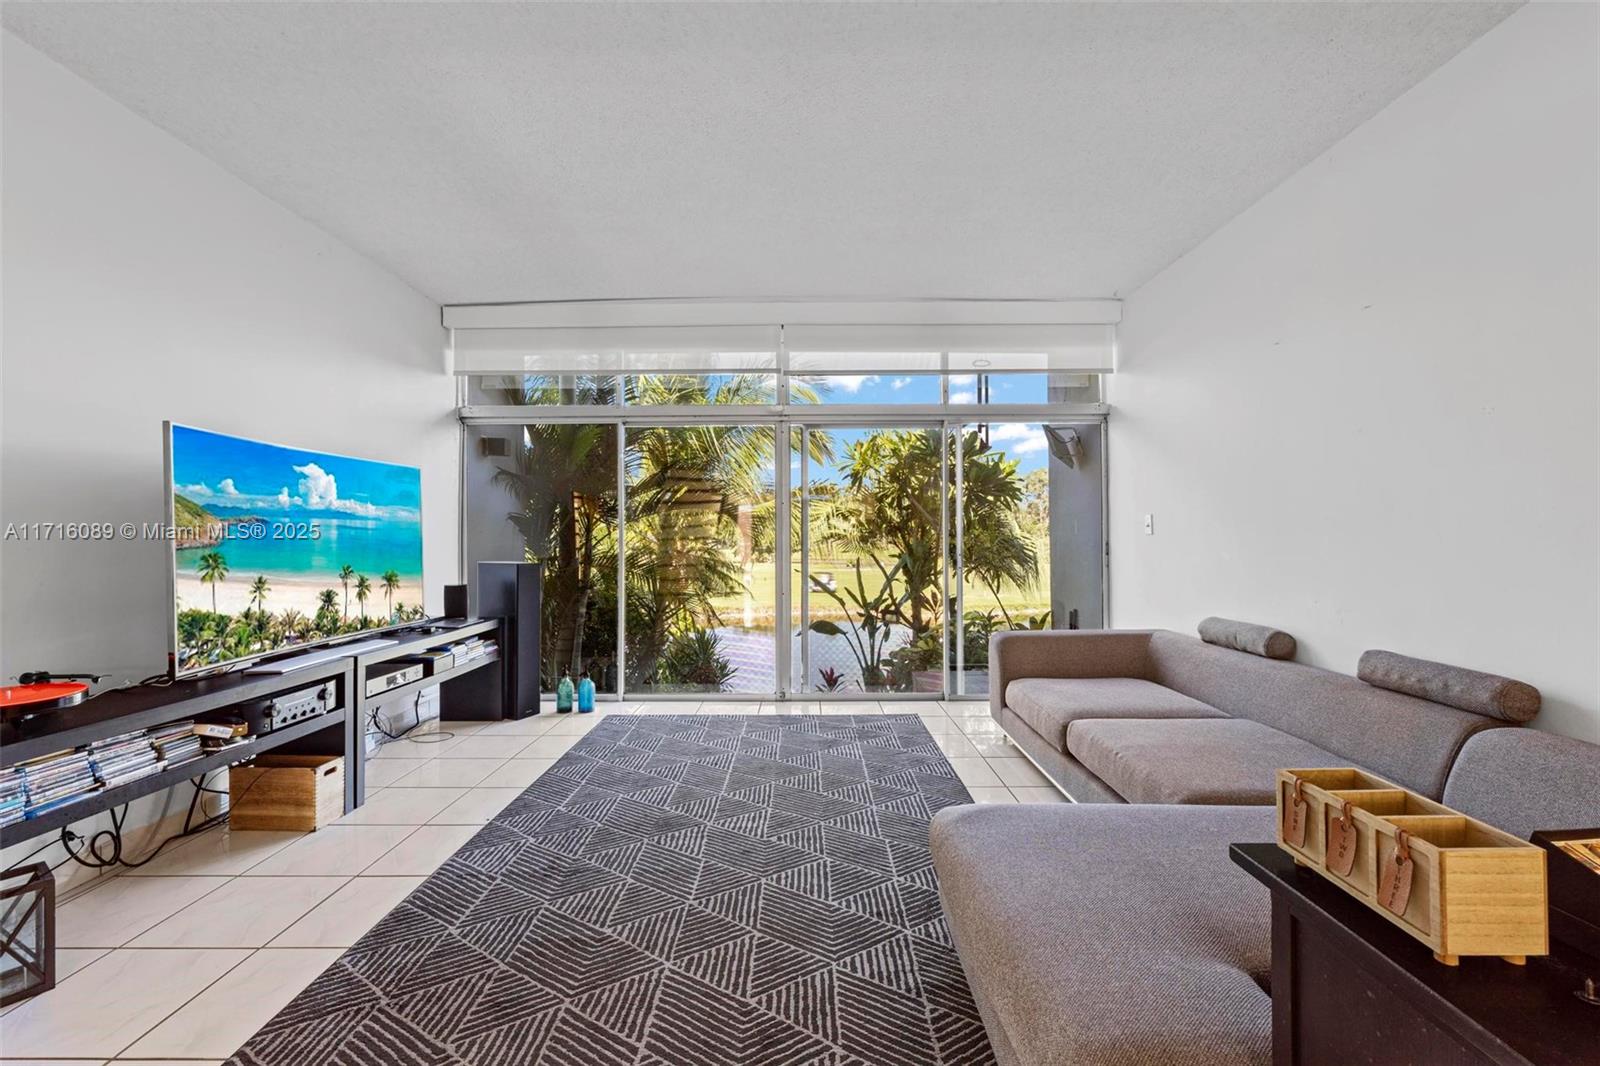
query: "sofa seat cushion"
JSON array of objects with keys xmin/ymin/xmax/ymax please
[
  {"xmin": 1005, "ymin": 677, "xmax": 1225, "ymax": 750},
  {"xmin": 1067, "ymin": 718, "xmax": 1349, "ymax": 805},
  {"xmin": 930, "ymin": 803, "xmax": 1275, "ymax": 1066}
]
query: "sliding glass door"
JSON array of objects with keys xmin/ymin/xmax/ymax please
[
  {"xmin": 797, "ymin": 424, "xmax": 945, "ymax": 697},
  {"xmin": 461, "ymin": 404, "xmax": 1106, "ymax": 701},
  {"xmin": 622, "ymin": 423, "xmax": 777, "ymax": 694}
]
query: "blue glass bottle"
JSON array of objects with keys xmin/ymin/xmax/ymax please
[{"xmin": 577, "ymin": 671, "xmax": 596, "ymax": 714}]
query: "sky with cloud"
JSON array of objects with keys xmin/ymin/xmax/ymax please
[
  {"xmin": 171, "ymin": 424, "xmax": 421, "ymax": 520},
  {"xmin": 799, "ymin": 374, "xmax": 1050, "ymax": 476}
]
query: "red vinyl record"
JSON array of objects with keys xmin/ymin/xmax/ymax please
[{"xmin": 0, "ymin": 681, "xmax": 89, "ymax": 713}]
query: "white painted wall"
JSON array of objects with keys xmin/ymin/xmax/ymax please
[
  {"xmin": 1, "ymin": 34, "xmax": 456, "ymax": 878},
  {"xmin": 1109, "ymin": 3, "xmax": 1599, "ymax": 742}
]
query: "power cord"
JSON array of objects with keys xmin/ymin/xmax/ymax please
[
  {"xmin": 367, "ymin": 691, "xmax": 454, "ymax": 744},
  {"xmin": 53, "ymin": 770, "xmax": 230, "ymax": 871}
]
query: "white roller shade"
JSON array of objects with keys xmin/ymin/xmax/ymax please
[
  {"xmin": 453, "ymin": 326, "xmax": 780, "ymax": 375},
  {"xmin": 788, "ymin": 350, "xmax": 943, "ymax": 374},
  {"xmin": 784, "ymin": 323, "xmax": 1114, "ymax": 373}
]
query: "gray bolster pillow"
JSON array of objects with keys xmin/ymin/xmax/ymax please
[
  {"xmin": 1198, "ymin": 617, "xmax": 1296, "ymax": 660},
  {"xmin": 1357, "ymin": 649, "xmax": 1541, "ymax": 723}
]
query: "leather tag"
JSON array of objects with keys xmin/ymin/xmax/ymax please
[
  {"xmin": 1379, "ymin": 832, "xmax": 1415, "ymax": 916},
  {"xmin": 1327, "ymin": 803, "xmax": 1358, "ymax": 877},
  {"xmin": 1282, "ymin": 780, "xmax": 1309, "ymax": 848}
]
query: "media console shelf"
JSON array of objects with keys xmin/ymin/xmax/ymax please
[
  {"xmin": 0, "ymin": 620, "xmax": 507, "ymax": 846},
  {"xmin": 1, "ymin": 660, "xmax": 355, "ymax": 849},
  {"xmin": 349, "ymin": 619, "xmax": 504, "ymax": 805}
]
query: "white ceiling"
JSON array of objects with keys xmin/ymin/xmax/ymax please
[{"xmin": 3, "ymin": 2, "xmax": 1518, "ymax": 305}]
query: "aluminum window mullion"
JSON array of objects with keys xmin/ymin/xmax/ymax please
[
  {"xmin": 616, "ymin": 422, "xmax": 628, "ymax": 702},
  {"xmin": 777, "ymin": 328, "xmax": 790, "ymax": 407},
  {"xmin": 774, "ymin": 423, "xmax": 791, "ymax": 700},
  {"xmin": 460, "ymin": 402, "xmax": 1110, "ymax": 425},
  {"xmin": 799, "ymin": 429, "xmax": 810, "ymax": 697},
  {"xmin": 953, "ymin": 422, "xmax": 964, "ymax": 698},
  {"xmin": 940, "ymin": 421, "xmax": 952, "ymax": 702}
]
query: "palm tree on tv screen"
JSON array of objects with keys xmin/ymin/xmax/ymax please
[
  {"xmin": 316, "ymin": 588, "xmax": 339, "ymax": 633},
  {"xmin": 197, "ymin": 550, "xmax": 228, "ymax": 615},
  {"xmin": 280, "ymin": 608, "xmax": 310, "ymax": 642},
  {"xmin": 355, "ymin": 574, "xmax": 372, "ymax": 623},
  {"xmin": 381, "ymin": 569, "xmax": 401, "ymax": 621},
  {"xmin": 338, "ymin": 564, "xmax": 355, "ymax": 619},
  {"xmin": 248, "ymin": 575, "xmax": 271, "ymax": 618}
]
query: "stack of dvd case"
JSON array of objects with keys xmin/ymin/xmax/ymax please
[
  {"xmin": 149, "ymin": 721, "xmax": 202, "ymax": 767},
  {"xmin": 17, "ymin": 750, "xmax": 102, "ymax": 818},
  {"xmin": 88, "ymin": 730, "xmax": 165, "ymax": 790},
  {"xmin": 0, "ymin": 770, "xmax": 24, "ymax": 828}
]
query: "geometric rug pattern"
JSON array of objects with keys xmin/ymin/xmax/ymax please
[{"xmin": 228, "ymin": 715, "xmax": 997, "ymax": 1066}]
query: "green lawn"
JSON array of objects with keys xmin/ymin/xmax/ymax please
[{"xmin": 704, "ymin": 550, "xmax": 1050, "ymax": 627}]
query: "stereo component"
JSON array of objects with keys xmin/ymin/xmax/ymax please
[
  {"xmin": 365, "ymin": 663, "xmax": 424, "ymax": 698},
  {"xmin": 247, "ymin": 681, "xmax": 338, "ymax": 734}
]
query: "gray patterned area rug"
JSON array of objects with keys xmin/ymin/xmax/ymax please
[{"xmin": 229, "ymin": 714, "xmax": 997, "ymax": 1066}]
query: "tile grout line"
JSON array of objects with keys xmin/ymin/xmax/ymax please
[
  {"xmin": 107, "ymin": 942, "xmax": 262, "ymax": 1061},
  {"xmin": 108, "ymin": 867, "xmax": 362, "ymax": 1060},
  {"xmin": 49, "ymin": 796, "xmax": 437, "ymax": 1059}
]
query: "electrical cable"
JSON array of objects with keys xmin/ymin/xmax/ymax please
[
  {"xmin": 2, "ymin": 835, "xmax": 65, "ymax": 875},
  {"xmin": 51, "ymin": 769, "xmax": 231, "ymax": 872},
  {"xmin": 367, "ymin": 690, "xmax": 454, "ymax": 743}
]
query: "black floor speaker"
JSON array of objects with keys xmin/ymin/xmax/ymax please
[{"xmin": 476, "ymin": 561, "xmax": 542, "ymax": 719}]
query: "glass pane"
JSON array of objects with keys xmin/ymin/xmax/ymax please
[
  {"xmin": 949, "ymin": 373, "xmax": 1044, "ymax": 404},
  {"xmin": 948, "ymin": 372, "xmax": 1103, "ymax": 405},
  {"xmin": 954, "ymin": 422, "xmax": 1104, "ymax": 697},
  {"xmin": 624, "ymin": 425, "xmax": 777, "ymax": 694},
  {"xmin": 462, "ymin": 424, "xmax": 620, "ymax": 693},
  {"xmin": 804, "ymin": 425, "xmax": 945, "ymax": 694},
  {"xmin": 465, "ymin": 373, "xmax": 618, "ymax": 405},
  {"xmin": 790, "ymin": 374, "xmax": 943, "ymax": 405},
  {"xmin": 624, "ymin": 373, "xmax": 777, "ymax": 405}
]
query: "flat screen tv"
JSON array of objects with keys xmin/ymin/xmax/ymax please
[{"xmin": 165, "ymin": 423, "xmax": 424, "ymax": 677}]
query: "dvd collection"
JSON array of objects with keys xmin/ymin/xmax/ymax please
[{"xmin": 1, "ymin": 719, "xmax": 217, "ymax": 827}]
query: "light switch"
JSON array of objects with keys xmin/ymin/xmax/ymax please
[{"xmin": 1143, "ymin": 513, "xmax": 1155, "ymax": 535}]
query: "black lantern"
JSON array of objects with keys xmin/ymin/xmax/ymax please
[{"xmin": 0, "ymin": 861, "xmax": 55, "ymax": 1006}]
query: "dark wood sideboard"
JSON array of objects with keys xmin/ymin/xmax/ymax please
[{"xmin": 1231, "ymin": 842, "xmax": 1598, "ymax": 1066}]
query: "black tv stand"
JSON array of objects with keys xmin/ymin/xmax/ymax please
[
  {"xmin": 1, "ymin": 660, "xmax": 355, "ymax": 848},
  {"xmin": 0, "ymin": 619, "xmax": 507, "ymax": 848}
]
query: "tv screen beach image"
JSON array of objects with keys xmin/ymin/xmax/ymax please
[{"xmin": 169, "ymin": 424, "xmax": 423, "ymax": 673}]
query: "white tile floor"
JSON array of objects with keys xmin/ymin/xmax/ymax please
[{"xmin": 0, "ymin": 700, "xmax": 1064, "ymax": 1062}]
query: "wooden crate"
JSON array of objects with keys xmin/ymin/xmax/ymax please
[
  {"xmin": 228, "ymin": 755, "xmax": 344, "ymax": 832},
  {"xmin": 1276, "ymin": 767, "xmax": 1547, "ymax": 966}
]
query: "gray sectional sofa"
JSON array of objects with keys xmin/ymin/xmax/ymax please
[
  {"xmin": 987, "ymin": 628, "xmax": 1521, "ymax": 804},
  {"xmin": 931, "ymin": 627, "xmax": 1600, "ymax": 1066}
]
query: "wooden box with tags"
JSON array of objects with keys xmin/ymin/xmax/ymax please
[{"xmin": 1275, "ymin": 767, "xmax": 1547, "ymax": 966}]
